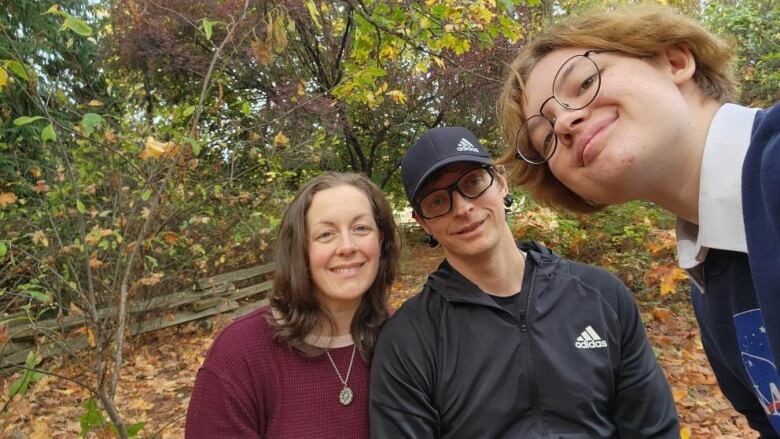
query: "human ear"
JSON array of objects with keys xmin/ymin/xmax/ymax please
[{"xmin": 662, "ymin": 44, "xmax": 696, "ymax": 85}]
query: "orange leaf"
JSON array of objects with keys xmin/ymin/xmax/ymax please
[
  {"xmin": 644, "ymin": 263, "xmax": 688, "ymax": 296},
  {"xmin": 672, "ymin": 386, "xmax": 688, "ymax": 402},
  {"xmin": 89, "ymin": 257, "xmax": 104, "ymax": 269},
  {"xmin": 140, "ymin": 136, "xmax": 179, "ymax": 160},
  {"xmin": 138, "ymin": 272, "xmax": 163, "ymax": 286},
  {"xmin": 652, "ymin": 307, "xmax": 674, "ymax": 322},
  {"xmin": 0, "ymin": 324, "xmax": 8, "ymax": 345},
  {"xmin": 163, "ymin": 232, "xmax": 178, "ymax": 244},
  {"xmin": 0, "ymin": 192, "xmax": 17, "ymax": 207}
]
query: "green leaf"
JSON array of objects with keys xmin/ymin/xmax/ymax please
[
  {"xmin": 81, "ymin": 113, "xmax": 103, "ymax": 137},
  {"xmin": 304, "ymin": 0, "xmax": 322, "ymax": 29},
  {"xmin": 141, "ymin": 190, "xmax": 151, "ymax": 201},
  {"xmin": 13, "ymin": 116, "xmax": 44, "ymax": 126},
  {"xmin": 202, "ymin": 19, "xmax": 214, "ymax": 41},
  {"xmin": 24, "ymin": 351, "xmax": 39, "ymax": 368},
  {"xmin": 0, "ymin": 242, "xmax": 6, "ymax": 258},
  {"xmin": 3, "ymin": 60, "xmax": 31, "ymax": 81},
  {"xmin": 8, "ymin": 372, "xmax": 31, "ymax": 397},
  {"xmin": 80, "ymin": 398, "xmax": 105, "ymax": 437},
  {"xmin": 126, "ymin": 422, "xmax": 145, "ymax": 437},
  {"xmin": 43, "ymin": 5, "xmax": 66, "ymax": 16},
  {"xmin": 60, "ymin": 16, "xmax": 93, "ymax": 37},
  {"xmin": 76, "ymin": 199, "xmax": 86, "ymax": 214},
  {"xmin": 241, "ymin": 101, "xmax": 251, "ymax": 115},
  {"xmin": 41, "ymin": 124, "xmax": 57, "ymax": 142},
  {"xmin": 25, "ymin": 290, "xmax": 50, "ymax": 302},
  {"xmin": 182, "ymin": 105, "xmax": 196, "ymax": 117},
  {"xmin": 497, "ymin": 0, "xmax": 515, "ymax": 12}
]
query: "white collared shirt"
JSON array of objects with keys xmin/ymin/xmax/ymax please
[{"xmin": 675, "ymin": 104, "xmax": 759, "ymax": 288}]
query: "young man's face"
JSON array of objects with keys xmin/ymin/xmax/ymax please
[
  {"xmin": 414, "ymin": 162, "xmax": 509, "ymax": 262},
  {"xmin": 521, "ymin": 46, "xmax": 696, "ymax": 204}
]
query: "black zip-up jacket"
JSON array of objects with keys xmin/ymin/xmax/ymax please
[{"xmin": 370, "ymin": 242, "xmax": 679, "ymax": 438}]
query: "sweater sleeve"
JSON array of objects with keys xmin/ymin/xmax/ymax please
[
  {"xmin": 185, "ymin": 366, "xmax": 262, "ymax": 438},
  {"xmin": 611, "ymin": 284, "xmax": 680, "ymax": 438},
  {"xmin": 370, "ymin": 296, "xmax": 440, "ymax": 438}
]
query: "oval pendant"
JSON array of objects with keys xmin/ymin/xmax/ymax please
[{"xmin": 339, "ymin": 386, "xmax": 353, "ymax": 406}]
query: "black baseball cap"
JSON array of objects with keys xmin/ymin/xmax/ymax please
[{"xmin": 401, "ymin": 126, "xmax": 493, "ymax": 204}]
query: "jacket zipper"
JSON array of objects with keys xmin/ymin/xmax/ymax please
[{"xmin": 521, "ymin": 265, "xmax": 549, "ymax": 436}]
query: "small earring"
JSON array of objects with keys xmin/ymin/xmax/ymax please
[
  {"xmin": 422, "ymin": 233, "xmax": 439, "ymax": 248},
  {"xmin": 503, "ymin": 194, "xmax": 514, "ymax": 208}
]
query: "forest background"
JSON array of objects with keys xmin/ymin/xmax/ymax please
[{"xmin": 0, "ymin": 0, "xmax": 777, "ymax": 437}]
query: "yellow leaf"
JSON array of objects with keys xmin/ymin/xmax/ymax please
[
  {"xmin": 140, "ymin": 136, "xmax": 179, "ymax": 160},
  {"xmin": 87, "ymin": 99, "xmax": 104, "ymax": 107},
  {"xmin": 379, "ymin": 46, "xmax": 397, "ymax": 59},
  {"xmin": 29, "ymin": 419, "xmax": 52, "ymax": 439},
  {"xmin": 297, "ymin": 80, "xmax": 305, "ymax": 96},
  {"xmin": 32, "ymin": 230, "xmax": 49, "ymax": 247},
  {"xmin": 0, "ymin": 65, "xmax": 7, "ymax": 90},
  {"xmin": 0, "ymin": 192, "xmax": 17, "ymax": 207},
  {"xmin": 87, "ymin": 327, "xmax": 96, "ymax": 348},
  {"xmin": 304, "ymin": 0, "xmax": 322, "ymax": 30},
  {"xmin": 387, "ymin": 90, "xmax": 408, "ymax": 105},
  {"xmin": 671, "ymin": 387, "xmax": 688, "ymax": 402},
  {"xmin": 680, "ymin": 426, "xmax": 691, "ymax": 439},
  {"xmin": 433, "ymin": 56, "xmax": 446, "ymax": 69},
  {"xmin": 103, "ymin": 130, "xmax": 117, "ymax": 143},
  {"xmin": 273, "ymin": 131, "xmax": 289, "ymax": 147}
]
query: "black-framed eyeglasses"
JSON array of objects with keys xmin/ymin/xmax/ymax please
[
  {"xmin": 415, "ymin": 165, "xmax": 495, "ymax": 219},
  {"xmin": 516, "ymin": 49, "xmax": 612, "ymax": 165}
]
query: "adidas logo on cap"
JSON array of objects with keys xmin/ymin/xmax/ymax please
[
  {"xmin": 456, "ymin": 138, "xmax": 480, "ymax": 153},
  {"xmin": 575, "ymin": 325, "xmax": 607, "ymax": 349}
]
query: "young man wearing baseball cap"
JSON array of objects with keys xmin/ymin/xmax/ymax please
[{"xmin": 369, "ymin": 126, "xmax": 679, "ymax": 438}]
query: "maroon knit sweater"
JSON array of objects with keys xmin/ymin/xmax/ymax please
[{"xmin": 185, "ymin": 307, "xmax": 369, "ymax": 438}]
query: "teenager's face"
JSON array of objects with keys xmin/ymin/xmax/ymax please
[
  {"xmin": 307, "ymin": 185, "xmax": 381, "ymax": 315},
  {"xmin": 522, "ymin": 47, "xmax": 693, "ymax": 204},
  {"xmin": 415, "ymin": 162, "xmax": 509, "ymax": 262}
]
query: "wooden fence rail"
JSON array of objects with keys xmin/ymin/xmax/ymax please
[{"xmin": 0, "ymin": 262, "xmax": 275, "ymax": 372}]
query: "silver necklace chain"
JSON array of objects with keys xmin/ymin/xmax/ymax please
[{"xmin": 326, "ymin": 344, "xmax": 357, "ymax": 406}]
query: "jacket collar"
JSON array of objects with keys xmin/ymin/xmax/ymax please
[{"xmin": 426, "ymin": 241, "xmax": 559, "ymax": 305}]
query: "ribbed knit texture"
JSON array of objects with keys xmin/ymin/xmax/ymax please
[{"xmin": 185, "ymin": 306, "xmax": 369, "ymax": 438}]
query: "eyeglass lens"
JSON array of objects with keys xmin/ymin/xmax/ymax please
[
  {"xmin": 418, "ymin": 167, "xmax": 494, "ymax": 219},
  {"xmin": 518, "ymin": 53, "xmax": 601, "ymax": 163}
]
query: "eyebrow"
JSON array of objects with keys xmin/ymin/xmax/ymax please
[
  {"xmin": 310, "ymin": 213, "xmax": 373, "ymax": 228},
  {"xmin": 556, "ymin": 60, "xmax": 579, "ymax": 94}
]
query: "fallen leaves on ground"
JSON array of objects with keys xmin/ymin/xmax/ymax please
[{"xmin": 0, "ymin": 242, "xmax": 759, "ymax": 437}]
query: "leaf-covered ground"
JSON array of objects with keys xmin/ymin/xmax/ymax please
[{"xmin": 0, "ymin": 241, "xmax": 758, "ymax": 437}]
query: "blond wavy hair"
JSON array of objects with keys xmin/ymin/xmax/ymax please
[{"xmin": 497, "ymin": 4, "xmax": 737, "ymax": 212}]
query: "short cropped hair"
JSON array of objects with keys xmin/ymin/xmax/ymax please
[
  {"xmin": 269, "ymin": 172, "xmax": 400, "ymax": 359},
  {"xmin": 497, "ymin": 4, "xmax": 737, "ymax": 212}
]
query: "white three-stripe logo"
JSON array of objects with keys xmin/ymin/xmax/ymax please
[
  {"xmin": 456, "ymin": 138, "xmax": 479, "ymax": 152},
  {"xmin": 575, "ymin": 325, "xmax": 607, "ymax": 349}
]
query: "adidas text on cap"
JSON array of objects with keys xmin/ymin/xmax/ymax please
[{"xmin": 401, "ymin": 127, "xmax": 493, "ymax": 204}]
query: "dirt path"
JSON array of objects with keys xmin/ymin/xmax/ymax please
[{"xmin": 0, "ymin": 241, "xmax": 757, "ymax": 437}]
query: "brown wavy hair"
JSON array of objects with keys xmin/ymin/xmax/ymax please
[
  {"xmin": 268, "ymin": 172, "xmax": 400, "ymax": 359},
  {"xmin": 497, "ymin": 3, "xmax": 737, "ymax": 213}
]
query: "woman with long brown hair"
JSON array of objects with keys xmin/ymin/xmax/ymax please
[{"xmin": 186, "ymin": 172, "xmax": 399, "ymax": 438}]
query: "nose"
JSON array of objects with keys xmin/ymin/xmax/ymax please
[
  {"xmin": 336, "ymin": 232, "xmax": 358, "ymax": 255},
  {"xmin": 451, "ymin": 190, "xmax": 475, "ymax": 216},
  {"xmin": 554, "ymin": 106, "xmax": 589, "ymax": 146}
]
